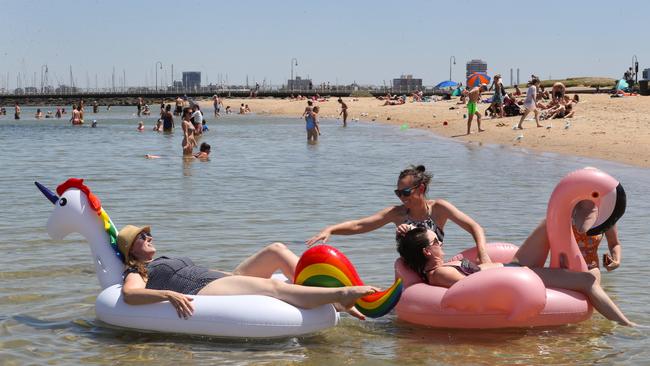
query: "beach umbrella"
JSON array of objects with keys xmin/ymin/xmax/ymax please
[
  {"xmin": 435, "ymin": 80, "xmax": 458, "ymax": 88},
  {"xmin": 616, "ymin": 79, "xmax": 629, "ymax": 90},
  {"xmin": 467, "ymin": 72, "xmax": 491, "ymax": 88}
]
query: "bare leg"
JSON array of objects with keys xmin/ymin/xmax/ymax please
[
  {"xmin": 197, "ymin": 275, "xmax": 375, "ymax": 309},
  {"xmin": 466, "ymin": 114, "xmax": 474, "ymax": 135},
  {"xmin": 517, "ymin": 110, "xmax": 530, "ymax": 129},
  {"xmin": 534, "ymin": 109, "xmax": 542, "ymax": 127},
  {"xmin": 343, "ymin": 111, "xmax": 348, "ymax": 126},
  {"xmin": 532, "ymin": 268, "xmax": 634, "ymax": 326},
  {"xmin": 512, "ymin": 220, "xmax": 550, "ymax": 268},
  {"xmin": 477, "ymin": 112, "xmax": 485, "ymax": 132},
  {"xmin": 233, "ymin": 242, "xmax": 298, "ymax": 280}
]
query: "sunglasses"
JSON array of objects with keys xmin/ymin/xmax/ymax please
[
  {"xmin": 394, "ymin": 184, "xmax": 421, "ymax": 198},
  {"xmin": 138, "ymin": 232, "xmax": 152, "ymax": 241}
]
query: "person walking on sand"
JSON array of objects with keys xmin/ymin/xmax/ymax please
[
  {"xmin": 338, "ymin": 98, "xmax": 348, "ymax": 127},
  {"xmin": 517, "ymin": 78, "xmax": 543, "ymax": 129},
  {"xmin": 466, "ymin": 84, "xmax": 487, "ymax": 134}
]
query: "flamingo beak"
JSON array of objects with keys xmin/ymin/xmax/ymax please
[
  {"xmin": 35, "ymin": 181, "xmax": 59, "ymax": 204},
  {"xmin": 587, "ymin": 183, "xmax": 626, "ymax": 236}
]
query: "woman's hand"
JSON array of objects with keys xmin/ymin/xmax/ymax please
[
  {"xmin": 604, "ymin": 254, "xmax": 620, "ymax": 272},
  {"xmin": 165, "ymin": 291, "xmax": 195, "ymax": 319},
  {"xmin": 306, "ymin": 229, "xmax": 331, "ymax": 247},
  {"xmin": 396, "ymin": 224, "xmax": 414, "ymax": 237}
]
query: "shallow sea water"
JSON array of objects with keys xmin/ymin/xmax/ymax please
[{"xmin": 0, "ymin": 106, "xmax": 649, "ymax": 365}]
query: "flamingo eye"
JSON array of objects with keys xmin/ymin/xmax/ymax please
[
  {"xmin": 59, "ymin": 198, "xmax": 67, "ymax": 206},
  {"xmin": 591, "ymin": 192, "xmax": 599, "ymax": 198}
]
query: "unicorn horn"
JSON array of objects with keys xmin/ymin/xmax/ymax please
[{"xmin": 35, "ymin": 181, "xmax": 59, "ymax": 204}]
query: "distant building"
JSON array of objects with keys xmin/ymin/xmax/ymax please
[
  {"xmin": 392, "ymin": 74, "xmax": 422, "ymax": 92},
  {"xmin": 288, "ymin": 76, "xmax": 312, "ymax": 91},
  {"xmin": 466, "ymin": 59, "xmax": 488, "ymax": 84},
  {"xmin": 182, "ymin": 72, "xmax": 201, "ymax": 90}
]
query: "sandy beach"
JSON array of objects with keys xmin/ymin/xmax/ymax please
[{"xmin": 201, "ymin": 94, "xmax": 650, "ymax": 168}]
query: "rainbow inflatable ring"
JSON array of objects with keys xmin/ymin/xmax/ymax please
[{"xmin": 294, "ymin": 245, "xmax": 403, "ymax": 318}]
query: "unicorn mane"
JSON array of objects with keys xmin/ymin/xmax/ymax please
[{"xmin": 56, "ymin": 178, "xmax": 123, "ymax": 262}]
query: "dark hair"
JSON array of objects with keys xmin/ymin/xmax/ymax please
[
  {"xmin": 398, "ymin": 165, "xmax": 432, "ymax": 193},
  {"xmin": 396, "ymin": 226, "xmax": 430, "ymax": 280},
  {"xmin": 337, "ymin": 98, "xmax": 343, "ymax": 102},
  {"xmin": 199, "ymin": 142, "xmax": 211, "ymax": 152},
  {"xmin": 307, "ymin": 100, "xmax": 313, "ymax": 106},
  {"xmin": 313, "ymin": 106, "xmax": 319, "ymax": 113},
  {"xmin": 182, "ymin": 107, "xmax": 192, "ymax": 119}
]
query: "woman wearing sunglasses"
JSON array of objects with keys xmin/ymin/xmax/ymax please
[
  {"xmin": 306, "ymin": 165, "xmax": 492, "ymax": 264},
  {"xmin": 118, "ymin": 225, "xmax": 376, "ymax": 319}
]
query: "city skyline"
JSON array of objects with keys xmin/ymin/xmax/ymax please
[{"xmin": 1, "ymin": 0, "xmax": 647, "ymax": 90}]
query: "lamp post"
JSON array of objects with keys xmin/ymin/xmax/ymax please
[
  {"xmin": 40, "ymin": 64, "xmax": 47, "ymax": 93},
  {"xmin": 290, "ymin": 58, "xmax": 298, "ymax": 90},
  {"xmin": 632, "ymin": 55, "xmax": 638, "ymax": 85},
  {"xmin": 155, "ymin": 61, "xmax": 163, "ymax": 91},
  {"xmin": 449, "ymin": 56, "xmax": 456, "ymax": 82}
]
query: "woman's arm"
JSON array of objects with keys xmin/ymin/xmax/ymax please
[
  {"xmin": 604, "ymin": 225, "xmax": 621, "ymax": 271},
  {"xmin": 435, "ymin": 199, "xmax": 491, "ymax": 263},
  {"xmin": 306, "ymin": 206, "xmax": 401, "ymax": 246},
  {"xmin": 122, "ymin": 273, "xmax": 194, "ymax": 318}
]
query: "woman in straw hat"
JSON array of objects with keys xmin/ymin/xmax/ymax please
[{"xmin": 118, "ymin": 225, "xmax": 376, "ymax": 319}]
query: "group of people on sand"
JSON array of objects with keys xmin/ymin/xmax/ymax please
[
  {"xmin": 461, "ymin": 75, "xmax": 580, "ymax": 134},
  {"xmin": 117, "ymin": 164, "xmax": 634, "ymax": 325}
]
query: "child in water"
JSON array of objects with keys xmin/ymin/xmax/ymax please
[
  {"xmin": 194, "ymin": 142, "xmax": 211, "ymax": 159},
  {"xmin": 137, "ymin": 121, "xmax": 145, "ymax": 131}
]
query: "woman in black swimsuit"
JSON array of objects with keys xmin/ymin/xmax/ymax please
[
  {"xmin": 306, "ymin": 165, "xmax": 492, "ymax": 264},
  {"xmin": 119, "ymin": 225, "xmax": 376, "ymax": 319}
]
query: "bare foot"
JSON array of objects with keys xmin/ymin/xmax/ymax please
[
  {"xmin": 333, "ymin": 303, "xmax": 366, "ymax": 320},
  {"xmin": 536, "ymin": 124, "xmax": 544, "ymax": 128},
  {"xmin": 339, "ymin": 286, "xmax": 378, "ymax": 310},
  {"xmin": 516, "ymin": 126, "xmax": 523, "ymax": 130},
  {"xmin": 478, "ymin": 128, "xmax": 485, "ymax": 132}
]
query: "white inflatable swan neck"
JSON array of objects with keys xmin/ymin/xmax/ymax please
[
  {"xmin": 546, "ymin": 168, "xmax": 625, "ymax": 272},
  {"xmin": 37, "ymin": 180, "xmax": 124, "ymax": 289}
]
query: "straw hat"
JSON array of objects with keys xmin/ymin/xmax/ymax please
[{"xmin": 117, "ymin": 225, "xmax": 151, "ymax": 262}]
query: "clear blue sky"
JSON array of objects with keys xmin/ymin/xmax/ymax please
[{"xmin": 1, "ymin": 0, "xmax": 648, "ymax": 89}]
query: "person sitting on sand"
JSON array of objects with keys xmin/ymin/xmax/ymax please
[
  {"xmin": 465, "ymin": 84, "xmax": 487, "ymax": 134},
  {"xmin": 118, "ymin": 225, "xmax": 377, "ymax": 319},
  {"xmin": 514, "ymin": 85, "xmax": 522, "ymax": 96},
  {"xmin": 383, "ymin": 96, "xmax": 406, "ymax": 106},
  {"xmin": 516, "ymin": 78, "xmax": 543, "ymax": 129},
  {"xmin": 546, "ymin": 103, "xmax": 575, "ymax": 119},
  {"xmin": 194, "ymin": 142, "xmax": 211, "ymax": 159}
]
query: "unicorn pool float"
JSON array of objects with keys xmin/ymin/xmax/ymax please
[
  {"xmin": 395, "ymin": 168, "xmax": 626, "ymax": 328},
  {"xmin": 36, "ymin": 178, "xmax": 401, "ymax": 338}
]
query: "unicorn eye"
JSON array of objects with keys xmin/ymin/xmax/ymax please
[{"xmin": 59, "ymin": 198, "xmax": 67, "ymax": 206}]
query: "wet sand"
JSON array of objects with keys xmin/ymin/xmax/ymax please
[{"xmin": 201, "ymin": 94, "xmax": 650, "ymax": 168}]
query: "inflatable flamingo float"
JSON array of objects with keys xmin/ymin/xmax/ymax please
[{"xmin": 395, "ymin": 168, "xmax": 626, "ymax": 328}]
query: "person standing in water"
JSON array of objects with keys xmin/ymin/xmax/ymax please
[
  {"xmin": 338, "ymin": 98, "xmax": 348, "ymax": 127},
  {"xmin": 14, "ymin": 102, "xmax": 21, "ymax": 120}
]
